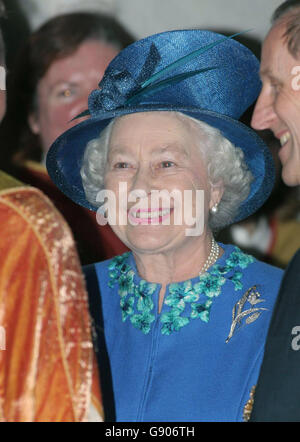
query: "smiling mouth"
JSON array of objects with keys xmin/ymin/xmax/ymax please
[
  {"xmin": 279, "ymin": 132, "xmax": 291, "ymax": 147},
  {"xmin": 128, "ymin": 208, "xmax": 173, "ymax": 224}
]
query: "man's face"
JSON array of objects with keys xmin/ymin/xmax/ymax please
[
  {"xmin": 251, "ymin": 20, "xmax": 300, "ymax": 186},
  {"xmin": 29, "ymin": 39, "xmax": 118, "ymax": 154}
]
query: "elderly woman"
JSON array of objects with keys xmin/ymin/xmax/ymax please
[{"xmin": 47, "ymin": 29, "xmax": 283, "ymax": 422}]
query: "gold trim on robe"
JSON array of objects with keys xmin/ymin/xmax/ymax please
[{"xmin": 0, "ymin": 185, "xmax": 103, "ymax": 422}]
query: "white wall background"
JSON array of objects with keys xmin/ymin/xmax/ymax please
[{"xmin": 19, "ymin": 0, "xmax": 284, "ymax": 42}]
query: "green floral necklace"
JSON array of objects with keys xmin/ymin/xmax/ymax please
[{"xmin": 108, "ymin": 246, "xmax": 255, "ymax": 335}]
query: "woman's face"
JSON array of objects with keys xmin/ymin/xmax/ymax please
[
  {"xmin": 104, "ymin": 112, "xmax": 222, "ymax": 254},
  {"xmin": 29, "ymin": 39, "xmax": 118, "ymax": 154}
]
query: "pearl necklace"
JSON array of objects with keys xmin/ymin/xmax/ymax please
[{"xmin": 199, "ymin": 237, "xmax": 220, "ymax": 274}]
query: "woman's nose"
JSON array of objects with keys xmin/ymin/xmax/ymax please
[
  {"xmin": 251, "ymin": 91, "xmax": 278, "ymax": 131},
  {"xmin": 131, "ymin": 165, "xmax": 154, "ymax": 194}
]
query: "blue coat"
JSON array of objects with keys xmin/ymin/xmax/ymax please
[{"xmin": 85, "ymin": 243, "xmax": 283, "ymax": 422}]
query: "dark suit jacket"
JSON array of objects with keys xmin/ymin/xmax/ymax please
[{"xmin": 250, "ymin": 249, "xmax": 300, "ymax": 422}]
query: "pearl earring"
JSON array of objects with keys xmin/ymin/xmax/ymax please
[{"xmin": 211, "ymin": 204, "xmax": 218, "ymax": 214}]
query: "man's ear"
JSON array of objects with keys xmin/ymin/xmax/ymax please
[{"xmin": 28, "ymin": 112, "xmax": 40, "ymax": 135}]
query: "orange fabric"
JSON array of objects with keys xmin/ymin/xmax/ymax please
[
  {"xmin": 91, "ymin": 354, "xmax": 104, "ymax": 419},
  {"xmin": 0, "ymin": 186, "xmax": 103, "ymax": 421}
]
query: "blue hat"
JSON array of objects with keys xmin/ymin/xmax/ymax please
[{"xmin": 46, "ymin": 29, "xmax": 275, "ymax": 223}]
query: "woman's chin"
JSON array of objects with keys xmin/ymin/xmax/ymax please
[
  {"xmin": 127, "ymin": 237, "xmax": 170, "ymax": 253},
  {"xmin": 123, "ymin": 227, "xmax": 177, "ymax": 253}
]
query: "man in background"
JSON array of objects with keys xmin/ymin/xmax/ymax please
[{"xmin": 250, "ymin": 0, "xmax": 300, "ymax": 422}]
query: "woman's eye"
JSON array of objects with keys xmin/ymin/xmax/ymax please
[
  {"xmin": 114, "ymin": 162, "xmax": 130, "ymax": 169},
  {"xmin": 161, "ymin": 161, "xmax": 175, "ymax": 168}
]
